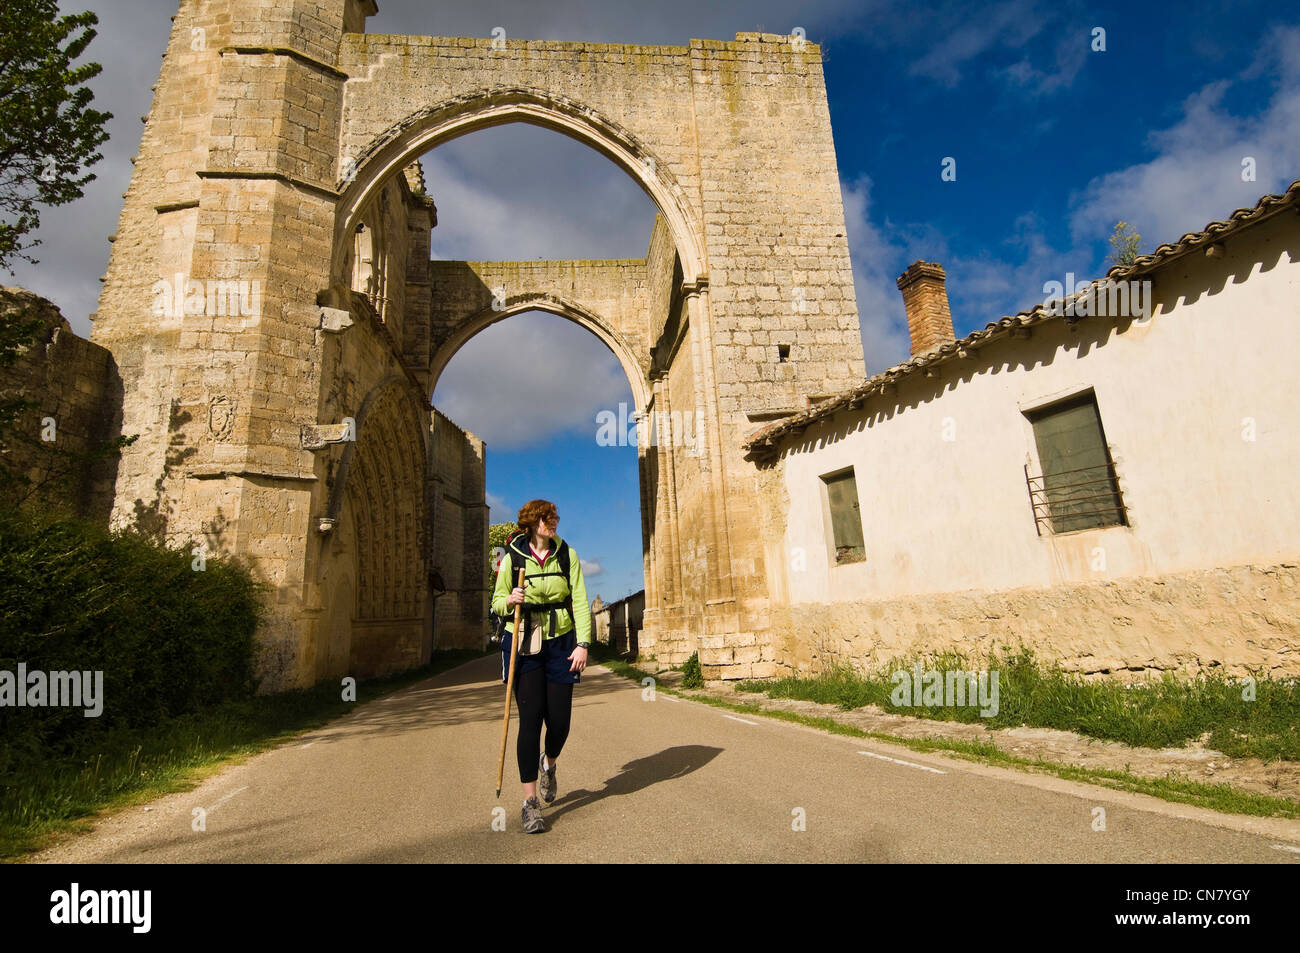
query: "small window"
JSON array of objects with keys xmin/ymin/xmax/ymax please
[
  {"xmin": 1024, "ymin": 392, "xmax": 1127, "ymax": 534},
  {"xmin": 822, "ymin": 468, "xmax": 865, "ymax": 564},
  {"xmin": 778, "ymin": 343, "xmax": 791, "ymax": 362}
]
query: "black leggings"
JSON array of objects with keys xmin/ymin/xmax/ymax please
[{"xmin": 514, "ymin": 666, "xmax": 574, "ymax": 783}]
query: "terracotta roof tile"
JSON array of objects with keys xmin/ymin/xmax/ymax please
[{"xmin": 741, "ymin": 180, "xmax": 1300, "ymax": 456}]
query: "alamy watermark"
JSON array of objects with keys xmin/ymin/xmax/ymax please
[
  {"xmin": 889, "ymin": 663, "xmax": 999, "ymax": 717},
  {"xmin": 1, "ymin": 664, "xmax": 104, "ymax": 717},
  {"xmin": 152, "ymin": 273, "xmax": 262, "ymax": 319},
  {"xmin": 50, "ymin": 883, "xmax": 150, "ymax": 933},
  {"xmin": 1042, "ymin": 274, "xmax": 1153, "ymax": 320},
  {"xmin": 596, "ymin": 401, "xmax": 705, "ymax": 454}
]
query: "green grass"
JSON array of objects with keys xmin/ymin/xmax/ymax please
[
  {"xmin": 589, "ymin": 648, "xmax": 1300, "ymax": 821},
  {"xmin": 732, "ymin": 647, "xmax": 1299, "ymax": 762},
  {"xmin": 587, "ymin": 641, "xmax": 658, "ymax": 684},
  {"xmin": 1, "ymin": 648, "xmax": 490, "ymax": 861}
]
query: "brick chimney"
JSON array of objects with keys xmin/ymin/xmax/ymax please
[{"xmin": 896, "ymin": 261, "xmax": 956, "ymax": 357}]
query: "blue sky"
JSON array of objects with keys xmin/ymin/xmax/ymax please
[{"xmin": 16, "ymin": 1, "xmax": 1300, "ymax": 604}]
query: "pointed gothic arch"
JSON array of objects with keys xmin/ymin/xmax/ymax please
[
  {"xmin": 318, "ymin": 374, "xmax": 434, "ymax": 677},
  {"xmin": 331, "ymin": 87, "xmax": 708, "ymax": 290},
  {"xmin": 93, "ymin": 11, "xmax": 867, "ymax": 689},
  {"xmin": 428, "ymin": 292, "xmax": 651, "ymax": 413}
]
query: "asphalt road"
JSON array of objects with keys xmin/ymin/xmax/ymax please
[{"xmin": 29, "ymin": 656, "xmax": 1300, "ymax": 863}]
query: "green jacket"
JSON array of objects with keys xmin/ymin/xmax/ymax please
[{"xmin": 492, "ymin": 533, "xmax": 593, "ymax": 645}]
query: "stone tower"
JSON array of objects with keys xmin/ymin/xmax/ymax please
[{"xmin": 93, "ymin": 0, "xmax": 867, "ymax": 688}]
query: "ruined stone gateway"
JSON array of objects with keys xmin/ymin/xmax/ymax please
[{"xmin": 92, "ymin": 1, "xmax": 864, "ymax": 689}]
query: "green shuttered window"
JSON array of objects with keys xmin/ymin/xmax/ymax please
[
  {"xmin": 822, "ymin": 468, "xmax": 866, "ymax": 564},
  {"xmin": 1025, "ymin": 392, "xmax": 1127, "ymax": 534}
]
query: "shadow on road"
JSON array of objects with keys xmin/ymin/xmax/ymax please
[
  {"xmin": 545, "ymin": 744, "xmax": 723, "ymax": 827},
  {"xmin": 290, "ymin": 656, "xmax": 637, "ymax": 745},
  {"xmin": 63, "ymin": 813, "xmax": 304, "ymax": 864}
]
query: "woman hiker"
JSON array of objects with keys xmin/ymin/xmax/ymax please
[{"xmin": 493, "ymin": 499, "xmax": 593, "ymax": 834}]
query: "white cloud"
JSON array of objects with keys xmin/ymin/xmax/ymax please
[
  {"xmin": 847, "ymin": 27, "xmax": 1300, "ymax": 335},
  {"xmin": 5, "ymin": 3, "xmax": 174, "ymax": 335},
  {"xmin": 486, "ymin": 490, "xmax": 512, "ymax": 525},
  {"xmin": 841, "ymin": 175, "xmax": 1093, "ymax": 351},
  {"xmin": 422, "ymin": 128, "xmax": 650, "ymax": 451},
  {"xmin": 906, "ymin": 0, "xmax": 1046, "ymax": 87},
  {"xmin": 433, "ymin": 310, "xmax": 632, "ymax": 450},
  {"xmin": 422, "ymin": 124, "xmax": 657, "ymax": 262},
  {"xmin": 580, "ymin": 558, "xmax": 603, "ymax": 576},
  {"xmin": 999, "ymin": 29, "xmax": 1089, "ymax": 96},
  {"xmin": 840, "ymin": 175, "xmax": 914, "ymax": 372},
  {"xmin": 1068, "ymin": 26, "xmax": 1300, "ymax": 252}
]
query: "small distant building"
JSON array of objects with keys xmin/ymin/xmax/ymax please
[{"xmin": 593, "ymin": 590, "xmax": 645, "ymax": 657}]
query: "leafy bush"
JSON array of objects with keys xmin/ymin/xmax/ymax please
[
  {"xmin": 682, "ymin": 651, "xmax": 703, "ymax": 688},
  {"xmin": 0, "ymin": 506, "xmax": 265, "ymax": 771}
]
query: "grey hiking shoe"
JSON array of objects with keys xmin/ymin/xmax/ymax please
[
  {"xmin": 521, "ymin": 796, "xmax": 545, "ymax": 834},
  {"xmin": 538, "ymin": 753, "xmax": 557, "ymax": 804}
]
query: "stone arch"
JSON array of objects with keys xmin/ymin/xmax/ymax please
[
  {"xmin": 321, "ymin": 373, "xmax": 434, "ymax": 676},
  {"xmin": 94, "ymin": 12, "xmax": 870, "ymax": 688},
  {"xmin": 429, "ymin": 293, "xmax": 651, "ymax": 412},
  {"xmin": 325, "ymin": 86, "xmax": 732, "ymax": 676},
  {"xmin": 331, "ymin": 86, "xmax": 708, "ymax": 289}
]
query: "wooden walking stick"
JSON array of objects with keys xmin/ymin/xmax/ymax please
[{"xmin": 495, "ymin": 567, "xmax": 527, "ymax": 798}]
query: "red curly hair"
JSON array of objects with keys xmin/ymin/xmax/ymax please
[{"xmin": 516, "ymin": 499, "xmax": 559, "ymax": 535}]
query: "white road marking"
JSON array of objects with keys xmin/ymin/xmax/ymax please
[
  {"xmin": 299, "ymin": 740, "xmax": 316, "ymax": 748},
  {"xmin": 663, "ymin": 695, "xmax": 681, "ymax": 703},
  {"xmin": 859, "ymin": 750, "xmax": 947, "ymax": 775},
  {"xmin": 1273, "ymin": 843, "xmax": 1300, "ymax": 854},
  {"xmin": 723, "ymin": 714, "xmax": 759, "ymax": 725},
  {"xmin": 198, "ymin": 790, "xmax": 249, "ymax": 816},
  {"xmin": 209, "ymin": 786, "xmax": 249, "ymax": 812}
]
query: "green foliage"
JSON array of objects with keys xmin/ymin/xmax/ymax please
[
  {"xmin": 734, "ymin": 646, "xmax": 1299, "ymax": 761},
  {"xmin": 0, "ymin": 6, "xmax": 119, "ymax": 497},
  {"xmin": 487, "ymin": 521, "xmax": 516, "ymax": 585},
  {"xmin": 681, "ymin": 651, "xmax": 703, "ymax": 688},
  {"xmin": 1107, "ymin": 221, "xmax": 1142, "ymax": 268},
  {"xmin": 0, "ymin": 507, "xmax": 267, "ymax": 775},
  {"xmin": 488, "ymin": 522, "xmax": 515, "ymax": 549},
  {"xmin": 0, "ymin": 306, "xmax": 44, "ymax": 370},
  {"xmin": 0, "ymin": 2, "xmax": 113, "ymax": 270},
  {"xmin": 0, "ymin": 318, "xmax": 42, "ymax": 466},
  {"xmin": 0, "ymin": 294, "xmax": 47, "ymax": 462}
]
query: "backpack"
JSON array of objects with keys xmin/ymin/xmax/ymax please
[{"xmin": 490, "ymin": 529, "xmax": 576, "ymax": 646}]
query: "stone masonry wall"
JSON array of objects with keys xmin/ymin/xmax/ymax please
[
  {"xmin": 770, "ymin": 562, "xmax": 1300, "ymax": 681},
  {"xmin": 431, "ymin": 408, "xmax": 487, "ymax": 649},
  {"xmin": 93, "ymin": 0, "xmax": 398, "ymax": 690},
  {"xmin": 644, "ymin": 214, "xmax": 679, "ymax": 347},
  {"xmin": 0, "ymin": 288, "xmax": 121, "ymax": 521},
  {"xmin": 426, "ymin": 257, "xmax": 653, "ymax": 391}
]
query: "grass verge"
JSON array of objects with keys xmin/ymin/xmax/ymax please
[
  {"xmin": 587, "ymin": 646, "xmax": 1300, "ymax": 821},
  {"xmin": 1, "ymin": 647, "xmax": 490, "ymax": 861},
  {"xmin": 734, "ymin": 647, "xmax": 1299, "ymax": 762}
]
